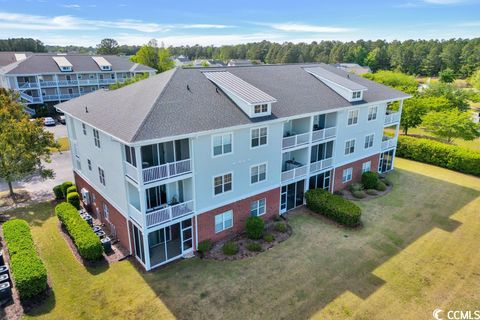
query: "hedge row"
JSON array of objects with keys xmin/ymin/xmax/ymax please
[
  {"xmin": 2, "ymin": 219, "xmax": 47, "ymax": 299},
  {"xmin": 396, "ymin": 136, "xmax": 480, "ymax": 177},
  {"xmin": 305, "ymin": 189, "xmax": 362, "ymax": 227},
  {"xmin": 55, "ymin": 203, "xmax": 103, "ymax": 260}
]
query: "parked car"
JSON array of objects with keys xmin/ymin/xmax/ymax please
[
  {"xmin": 58, "ymin": 115, "xmax": 66, "ymax": 125},
  {"xmin": 43, "ymin": 117, "xmax": 56, "ymax": 126}
]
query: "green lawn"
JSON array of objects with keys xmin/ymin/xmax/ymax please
[{"xmin": 5, "ymin": 158, "xmax": 480, "ymax": 319}]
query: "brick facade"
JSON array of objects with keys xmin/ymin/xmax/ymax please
[
  {"xmin": 196, "ymin": 188, "xmax": 280, "ymax": 244},
  {"xmin": 74, "ymin": 172, "xmax": 131, "ymax": 253},
  {"xmin": 333, "ymin": 154, "xmax": 380, "ymax": 191}
]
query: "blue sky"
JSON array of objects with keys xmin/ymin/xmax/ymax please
[{"xmin": 0, "ymin": 0, "xmax": 479, "ymax": 46}]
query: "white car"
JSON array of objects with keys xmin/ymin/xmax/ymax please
[{"xmin": 43, "ymin": 117, "xmax": 56, "ymax": 126}]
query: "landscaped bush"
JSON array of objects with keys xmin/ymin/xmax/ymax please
[
  {"xmin": 375, "ymin": 181, "xmax": 387, "ymax": 191},
  {"xmin": 348, "ymin": 183, "xmax": 363, "ymax": 192},
  {"xmin": 197, "ymin": 239, "xmax": 213, "ymax": 256},
  {"xmin": 66, "ymin": 192, "xmax": 80, "ymax": 209},
  {"xmin": 245, "ymin": 216, "xmax": 264, "ymax": 240},
  {"xmin": 396, "ymin": 135, "xmax": 480, "ymax": 177},
  {"xmin": 361, "ymin": 172, "xmax": 379, "ymax": 189},
  {"xmin": 2, "ymin": 219, "xmax": 47, "ymax": 299},
  {"xmin": 305, "ymin": 189, "xmax": 362, "ymax": 227},
  {"xmin": 53, "ymin": 184, "xmax": 64, "ymax": 200},
  {"xmin": 274, "ymin": 222, "xmax": 287, "ymax": 233},
  {"xmin": 55, "ymin": 203, "xmax": 103, "ymax": 260},
  {"xmin": 66, "ymin": 185, "xmax": 77, "ymax": 195},
  {"xmin": 263, "ymin": 233, "xmax": 275, "ymax": 243},
  {"xmin": 366, "ymin": 189, "xmax": 378, "ymax": 196},
  {"xmin": 222, "ymin": 241, "xmax": 239, "ymax": 255},
  {"xmin": 61, "ymin": 181, "xmax": 74, "ymax": 198},
  {"xmin": 380, "ymin": 176, "xmax": 393, "ymax": 186},
  {"xmin": 352, "ymin": 190, "xmax": 367, "ymax": 199},
  {"xmin": 246, "ymin": 242, "xmax": 262, "ymax": 252}
]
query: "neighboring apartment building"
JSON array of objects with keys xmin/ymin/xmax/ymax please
[
  {"xmin": 0, "ymin": 52, "xmax": 156, "ymax": 106},
  {"xmin": 57, "ymin": 63, "xmax": 409, "ymax": 270}
]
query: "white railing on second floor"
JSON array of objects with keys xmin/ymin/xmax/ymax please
[
  {"xmin": 142, "ymin": 159, "xmax": 192, "ymax": 184},
  {"xmin": 129, "ymin": 204, "xmax": 144, "ymax": 227},
  {"xmin": 57, "ymin": 80, "xmax": 79, "ymax": 86},
  {"xmin": 18, "ymin": 82, "xmax": 38, "ymax": 89},
  {"xmin": 384, "ymin": 111, "xmax": 401, "ymax": 125},
  {"xmin": 282, "ymin": 132, "xmax": 310, "ymax": 150},
  {"xmin": 381, "ymin": 137, "xmax": 397, "ymax": 150},
  {"xmin": 39, "ymin": 80, "xmax": 58, "ymax": 87},
  {"xmin": 146, "ymin": 200, "xmax": 195, "ymax": 227},
  {"xmin": 312, "ymin": 126, "xmax": 336, "ymax": 143},
  {"xmin": 309, "ymin": 157, "xmax": 333, "ymax": 173},
  {"xmin": 125, "ymin": 162, "xmax": 138, "ymax": 182},
  {"xmin": 43, "ymin": 93, "xmax": 81, "ymax": 101},
  {"xmin": 99, "ymin": 79, "xmax": 116, "ymax": 85},
  {"xmin": 78, "ymin": 79, "xmax": 100, "ymax": 85},
  {"xmin": 281, "ymin": 164, "xmax": 307, "ymax": 183}
]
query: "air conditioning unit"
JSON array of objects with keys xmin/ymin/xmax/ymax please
[{"xmin": 80, "ymin": 188, "xmax": 91, "ymax": 205}]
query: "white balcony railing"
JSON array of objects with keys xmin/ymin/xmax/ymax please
[
  {"xmin": 57, "ymin": 80, "xmax": 79, "ymax": 86},
  {"xmin": 384, "ymin": 111, "xmax": 401, "ymax": 125},
  {"xmin": 18, "ymin": 82, "xmax": 38, "ymax": 89},
  {"xmin": 312, "ymin": 126, "xmax": 336, "ymax": 143},
  {"xmin": 309, "ymin": 157, "xmax": 333, "ymax": 173},
  {"xmin": 78, "ymin": 79, "xmax": 100, "ymax": 85},
  {"xmin": 146, "ymin": 200, "xmax": 195, "ymax": 227},
  {"xmin": 129, "ymin": 204, "xmax": 144, "ymax": 227},
  {"xmin": 19, "ymin": 92, "xmax": 42, "ymax": 103},
  {"xmin": 142, "ymin": 159, "xmax": 192, "ymax": 184},
  {"xmin": 282, "ymin": 132, "xmax": 310, "ymax": 150},
  {"xmin": 381, "ymin": 137, "xmax": 397, "ymax": 150},
  {"xmin": 125, "ymin": 162, "xmax": 138, "ymax": 181},
  {"xmin": 281, "ymin": 165, "xmax": 307, "ymax": 183},
  {"xmin": 39, "ymin": 80, "xmax": 58, "ymax": 87},
  {"xmin": 99, "ymin": 79, "xmax": 116, "ymax": 85},
  {"xmin": 43, "ymin": 93, "xmax": 81, "ymax": 101}
]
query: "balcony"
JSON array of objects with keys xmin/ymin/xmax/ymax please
[
  {"xmin": 99, "ymin": 79, "xmax": 116, "ymax": 85},
  {"xmin": 18, "ymin": 82, "xmax": 38, "ymax": 89},
  {"xmin": 43, "ymin": 93, "xmax": 81, "ymax": 101},
  {"xmin": 281, "ymin": 164, "xmax": 308, "ymax": 183},
  {"xmin": 282, "ymin": 132, "xmax": 310, "ymax": 150},
  {"xmin": 57, "ymin": 80, "xmax": 79, "ymax": 86},
  {"xmin": 311, "ymin": 126, "xmax": 336, "ymax": 143},
  {"xmin": 384, "ymin": 111, "xmax": 401, "ymax": 125},
  {"xmin": 143, "ymin": 159, "xmax": 192, "ymax": 184},
  {"xmin": 146, "ymin": 200, "xmax": 195, "ymax": 227},
  {"xmin": 78, "ymin": 79, "xmax": 100, "ymax": 85},
  {"xmin": 310, "ymin": 157, "xmax": 333, "ymax": 173},
  {"xmin": 19, "ymin": 92, "xmax": 42, "ymax": 104},
  {"xmin": 381, "ymin": 136, "xmax": 397, "ymax": 150},
  {"xmin": 129, "ymin": 204, "xmax": 144, "ymax": 226},
  {"xmin": 39, "ymin": 80, "xmax": 58, "ymax": 87}
]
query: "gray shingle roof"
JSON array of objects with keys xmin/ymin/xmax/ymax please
[
  {"xmin": 304, "ymin": 66, "xmax": 368, "ymax": 91},
  {"xmin": 0, "ymin": 52, "xmax": 32, "ymax": 67},
  {"xmin": 57, "ymin": 63, "xmax": 410, "ymax": 144}
]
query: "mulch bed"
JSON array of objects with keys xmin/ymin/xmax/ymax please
[
  {"xmin": 203, "ymin": 219, "xmax": 292, "ymax": 261},
  {"xmin": 341, "ymin": 183, "xmax": 393, "ymax": 201}
]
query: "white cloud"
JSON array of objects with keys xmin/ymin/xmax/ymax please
[
  {"xmin": 62, "ymin": 4, "xmax": 81, "ymax": 8},
  {"xmin": 266, "ymin": 23, "xmax": 353, "ymax": 33}
]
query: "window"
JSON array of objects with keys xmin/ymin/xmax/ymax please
[
  {"xmin": 214, "ymin": 173, "xmax": 232, "ymax": 195},
  {"xmin": 124, "ymin": 145, "xmax": 137, "ymax": 167},
  {"xmin": 251, "ymin": 127, "xmax": 268, "ymax": 148},
  {"xmin": 368, "ymin": 106, "xmax": 378, "ymax": 121},
  {"xmin": 98, "ymin": 167, "xmax": 105, "ymax": 186},
  {"xmin": 215, "ymin": 210, "xmax": 233, "ymax": 233},
  {"xmin": 347, "ymin": 109, "xmax": 359, "ymax": 125},
  {"xmin": 362, "ymin": 161, "xmax": 371, "ymax": 173},
  {"xmin": 342, "ymin": 168, "xmax": 353, "ymax": 183},
  {"xmin": 87, "ymin": 159, "xmax": 92, "ymax": 171},
  {"xmin": 212, "ymin": 133, "xmax": 232, "ymax": 156},
  {"xmin": 364, "ymin": 134, "xmax": 374, "ymax": 149},
  {"xmin": 250, "ymin": 163, "xmax": 267, "ymax": 184},
  {"xmin": 352, "ymin": 91, "xmax": 361, "ymax": 99},
  {"xmin": 82, "ymin": 123, "xmax": 87, "ymax": 135},
  {"xmin": 93, "ymin": 129, "xmax": 100, "ymax": 148},
  {"xmin": 344, "ymin": 139, "xmax": 355, "ymax": 155},
  {"xmin": 254, "ymin": 104, "xmax": 268, "ymax": 114},
  {"xmin": 250, "ymin": 198, "xmax": 266, "ymax": 216},
  {"xmin": 103, "ymin": 203, "xmax": 109, "ymax": 221}
]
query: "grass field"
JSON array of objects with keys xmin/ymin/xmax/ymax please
[
  {"xmin": 398, "ymin": 127, "xmax": 480, "ymax": 151},
  {"xmin": 3, "ymin": 158, "xmax": 480, "ymax": 319}
]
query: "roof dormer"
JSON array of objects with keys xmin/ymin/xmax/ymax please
[
  {"xmin": 203, "ymin": 71, "xmax": 276, "ymax": 118},
  {"xmin": 304, "ymin": 66, "xmax": 367, "ymax": 102},
  {"xmin": 92, "ymin": 56, "xmax": 112, "ymax": 71},
  {"xmin": 52, "ymin": 56, "xmax": 73, "ymax": 72}
]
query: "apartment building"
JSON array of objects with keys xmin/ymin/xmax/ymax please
[
  {"xmin": 0, "ymin": 52, "xmax": 156, "ymax": 107},
  {"xmin": 57, "ymin": 63, "xmax": 409, "ymax": 270}
]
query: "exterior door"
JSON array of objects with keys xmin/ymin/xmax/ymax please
[
  {"xmin": 181, "ymin": 219, "xmax": 193, "ymax": 252},
  {"xmin": 280, "ymin": 180, "xmax": 305, "ymax": 214}
]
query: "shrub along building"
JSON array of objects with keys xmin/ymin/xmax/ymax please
[{"xmin": 57, "ymin": 63, "xmax": 410, "ymax": 270}]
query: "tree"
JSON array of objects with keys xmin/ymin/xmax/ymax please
[
  {"xmin": 422, "ymin": 109, "xmax": 480, "ymax": 143},
  {"xmin": 469, "ymin": 68, "xmax": 480, "ymax": 90},
  {"xmin": 157, "ymin": 47, "xmax": 175, "ymax": 73},
  {"xmin": 422, "ymin": 82, "xmax": 469, "ymax": 111},
  {"xmin": 131, "ymin": 44, "xmax": 159, "ymax": 70},
  {"xmin": 400, "ymin": 97, "xmax": 429, "ymax": 135},
  {"xmin": 96, "ymin": 38, "xmax": 119, "ymax": 55},
  {"xmin": 363, "ymin": 70, "xmax": 418, "ymax": 95},
  {"xmin": 0, "ymin": 89, "xmax": 58, "ymax": 198},
  {"xmin": 439, "ymin": 68, "xmax": 456, "ymax": 83}
]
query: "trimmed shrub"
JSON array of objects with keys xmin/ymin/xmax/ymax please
[
  {"xmin": 67, "ymin": 192, "xmax": 80, "ymax": 209},
  {"xmin": 380, "ymin": 175, "xmax": 393, "ymax": 186},
  {"xmin": 55, "ymin": 203, "xmax": 103, "ymax": 260},
  {"xmin": 366, "ymin": 189, "xmax": 378, "ymax": 196},
  {"xmin": 361, "ymin": 172, "xmax": 379, "ymax": 189},
  {"xmin": 349, "ymin": 183, "xmax": 363, "ymax": 192},
  {"xmin": 274, "ymin": 222, "xmax": 287, "ymax": 233},
  {"xmin": 222, "ymin": 241, "xmax": 239, "ymax": 255},
  {"xmin": 352, "ymin": 190, "xmax": 367, "ymax": 199},
  {"xmin": 53, "ymin": 184, "xmax": 64, "ymax": 200},
  {"xmin": 396, "ymin": 135, "xmax": 480, "ymax": 177},
  {"xmin": 61, "ymin": 181, "xmax": 74, "ymax": 198},
  {"xmin": 197, "ymin": 240, "xmax": 213, "ymax": 256},
  {"xmin": 263, "ymin": 233, "xmax": 275, "ymax": 243},
  {"xmin": 2, "ymin": 219, "xmax": 47, "ymax": 299},
  {"xmin": 375, "ymin": 181, "xmax": 387, "ymax": 191},
  {"xmin": 66, "ymin": 185, "xmax": 77, "ymax": 195},
  {"xmin": 333, "ymin": 190, "xmax": 344, "ymax": 196},
  {"xmin": 245, "ymin": 216, "xmax": 264, "ymax": 240},
  {"xmin": 305, "ymin": 189, "xmax": 362, "ymax": 227},
  {"xmin": 246, "ymin": 242, "xmax": 262, "ymax": 252}
]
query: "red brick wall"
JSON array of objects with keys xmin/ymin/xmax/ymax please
[
  {"xmin": 74, "ymin": 172, "xmax": 131, "ymax": 253},
  {"xmin": 196, "ymin": 188, "xmax": 280, "ymax": 244},
  {"xmin": 333, "ymin": 154, "xmax": 380, "ymax": 191}
]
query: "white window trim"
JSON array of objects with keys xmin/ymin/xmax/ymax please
[
  {"xmin": 250, "ymin": 126, "xmax": 269, "ymax": 149},
  {"xmin": 367, "ymin": 106, "xmax": 378, "ymax": 121},
  {"xmin": 250, "ymin": 198, "xmax": 266, "ymax": 216},
  {"xmin": 342, "ymin": 167, "xmax": 353, "ymax": 183},
  {"xmin": 211, "ymin": 132, "xmax": 234, "ymax": 158},
  {"xmin": 347, "ymin": 109, "xmax": 359, "ymax": 126},
  {"xmin": 362, "ymin": 161, "xmax": 372, "ymax": 173},
  {"xmin": 250, "ymin": 162, "xmax": 268, "ymax": 185},
  {"xmin": 213, "ymin": 171, "xmax": 233, "ymax": 197},
  {"xmin": 98, "ymin": 166, "xmax": 106, "ymax": 186},
  {"xmin": 344, "ymin": 138, "xmax": 356, "ymax": 155},
  {"xmin": 215, "ymin": 210, "xmax": 233, "ymax": 233},
  {"xmin": 364, "ymin": 133, "xmax": 375, "ymax": 150}
]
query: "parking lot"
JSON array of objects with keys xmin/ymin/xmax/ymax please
[{"xmin": 44, "ymin": 121, "xmax": 68, "ymax": 139}]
